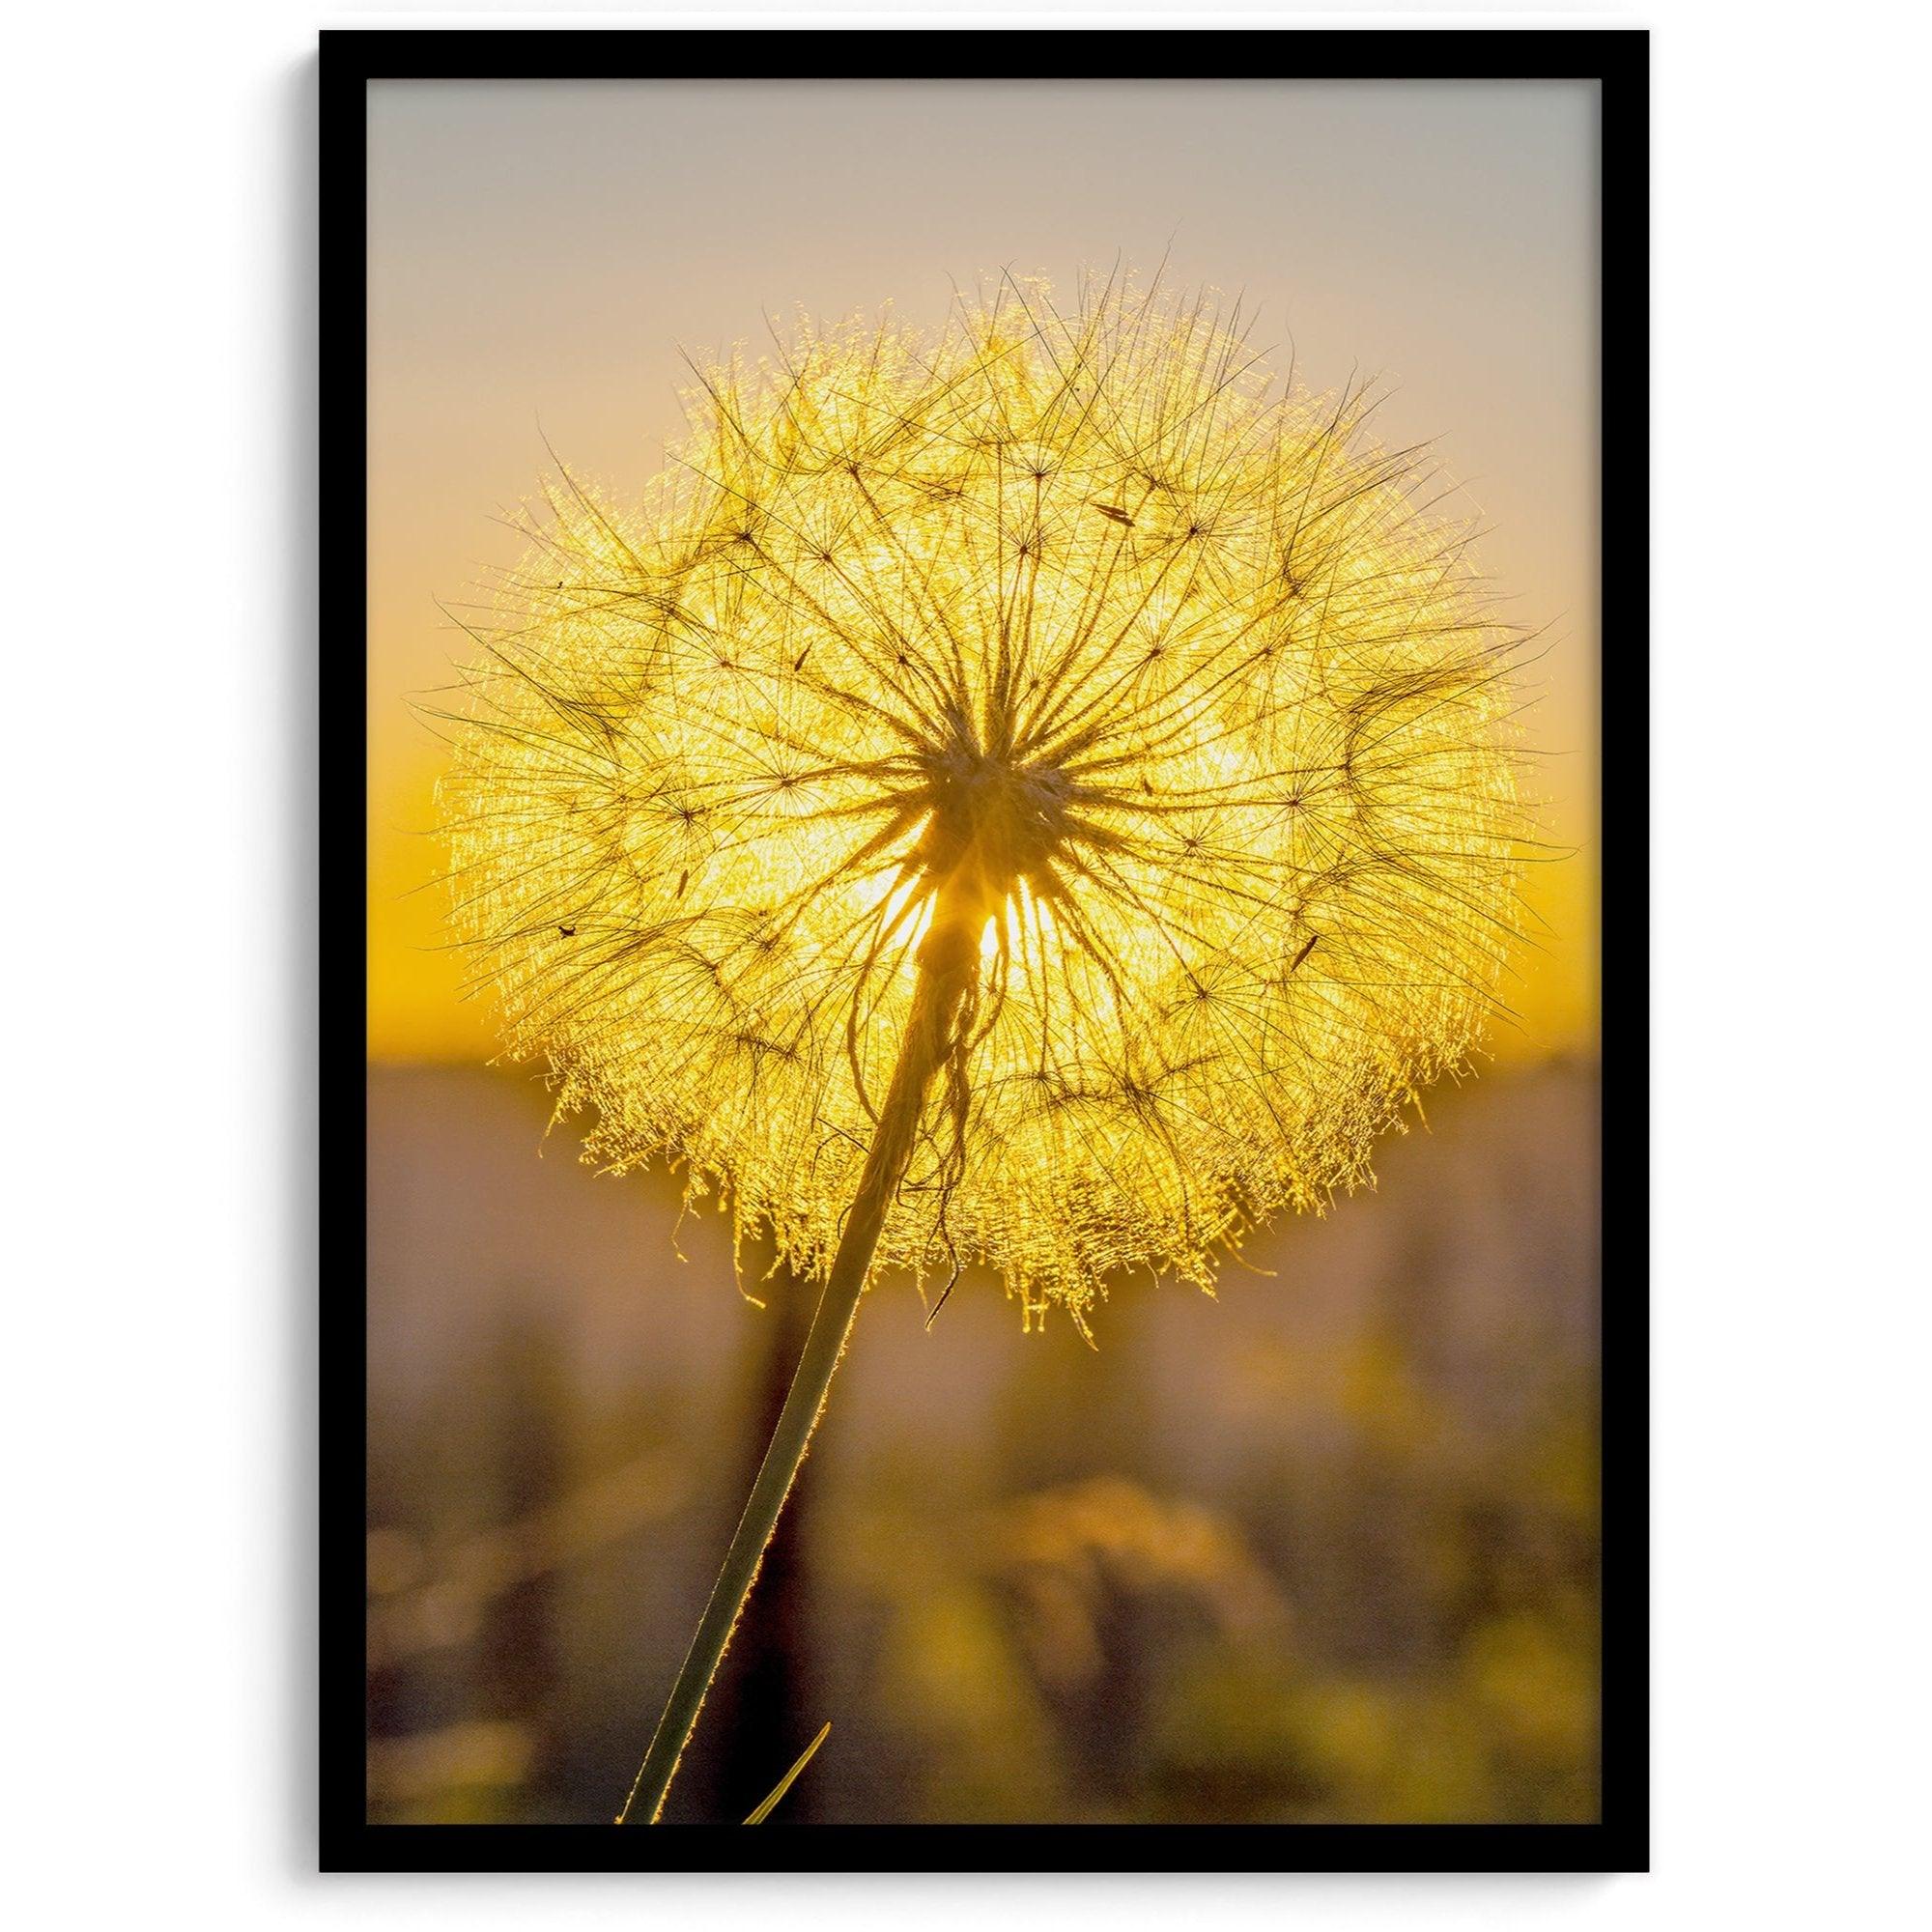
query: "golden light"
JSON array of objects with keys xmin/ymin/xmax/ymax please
[{"xmin": 439, "ymin": 276, "xmax": 1525, "ymax": 1334}]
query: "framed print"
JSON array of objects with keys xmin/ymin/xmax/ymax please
[{"xmin": 326, "ymin": 26, "xmax": 1648, "ymax": 1874}]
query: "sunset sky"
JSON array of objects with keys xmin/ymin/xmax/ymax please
[{"xmin": 366, "ymin": 76, "xmax": 1600, "ymax": 1064}]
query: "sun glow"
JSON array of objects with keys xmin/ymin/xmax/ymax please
[{"xmin": 440, "ymin": 276, "xmax": 1525, "ymax": 1327}]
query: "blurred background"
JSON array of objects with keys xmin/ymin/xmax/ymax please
[{"xmin": 365, "ymin": 76, "xmax": 1601, "ymax": 1826}]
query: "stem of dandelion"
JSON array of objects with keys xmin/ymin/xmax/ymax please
[{"xmin": 616, "ymin": 923, "xmax": 974, "ymax": 1825}]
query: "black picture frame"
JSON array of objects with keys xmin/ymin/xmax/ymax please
[{"xmin": 324, "ymin": 25, "xmax": 1649, "ymax": 1876}]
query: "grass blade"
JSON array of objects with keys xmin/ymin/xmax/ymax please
[{"xmin": 743, "ymin": 1721, "xmax": 832, "ymax": 1825}]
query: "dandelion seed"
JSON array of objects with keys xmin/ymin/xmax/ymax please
[{"xmin": 441, "ymin": 273, "xmax": 1524, "ymax": 1329}]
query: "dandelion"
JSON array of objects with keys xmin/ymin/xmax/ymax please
[{"xmin": 437, "ymin": 273, "xmax": 1525, "ymax": 1822}]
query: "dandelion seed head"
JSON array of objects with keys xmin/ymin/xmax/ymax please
[{"xmin": 440, "ymin": 276, "xmax": 1525, "ymax": 1328}]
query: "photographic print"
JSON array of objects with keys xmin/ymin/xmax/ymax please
[{"xmin": 327, "ymin": 29, "xmax": 1647, "ymax": 1872}]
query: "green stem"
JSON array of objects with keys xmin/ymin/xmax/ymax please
[{"xmin": 616, "ymin": 926, "xmax": 972, "ymax": 1825}]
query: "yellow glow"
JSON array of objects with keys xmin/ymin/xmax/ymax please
[{"xmin": 439, "ymin": 278, "xmax": 1530, "ymax": 1325}]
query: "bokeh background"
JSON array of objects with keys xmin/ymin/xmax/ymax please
[{"xmin": 365, "ymin": 76, "xmax": 1601, "ymax": 1825}]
